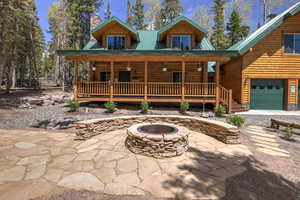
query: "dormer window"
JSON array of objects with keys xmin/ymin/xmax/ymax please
[
  {"xmin": 171, "ymin": 35, "xmax": 191, "ymax": 50},
  {"xmin": 107, "ymin": 35, "xmax": 125, "ymax": 49}
]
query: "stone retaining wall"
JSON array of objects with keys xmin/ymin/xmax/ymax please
[{"xmin": 75, "ymin": 115, "xmax": 240, "ymax": 144}]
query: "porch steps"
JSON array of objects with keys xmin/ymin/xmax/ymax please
[{"xmin": 231, "ymin": 101, "xmax": 248, "ymax": 113}]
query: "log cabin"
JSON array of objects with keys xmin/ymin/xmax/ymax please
[
  {"xmin": 223, "ymin": 2, "xmax": 300, "ymax": 111},
  {"xmin": 57, "ymin": 2, "xmax": 300, "ymax": 113}
]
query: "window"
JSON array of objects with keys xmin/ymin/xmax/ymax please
[
  {"xmin": 171, "ymin": 35, "xmax": 191, "ymax": 50},
  {"xmin": 107, "ymin": 36, "xmax": 125, "ymax": 49},
  {"xmin": 100, "ymin": 72, "xmax": 111, "ymax": 82},
  {"xmin": 284, "ymin": 34, "xmax": 300, "ymax": 54}
]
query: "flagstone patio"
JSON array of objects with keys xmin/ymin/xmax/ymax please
[{"xmin": 0, "ymin": 128, "xmax": 253, "ymax": 200}]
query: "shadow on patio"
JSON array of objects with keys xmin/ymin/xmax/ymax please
[{"xmin": 162, "ymin": 146, "xmax": 299, "ymax": 200}]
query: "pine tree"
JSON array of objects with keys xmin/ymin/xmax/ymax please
[
  {"xmin": 160, "ymin": 0, "xmax": 183, "ymax": 27},
  {"xmin": 126, "ymin": 0, "xmax": 134, "ymax": 26},
  {"xmin": 226, "ymin": 8, "xmax": 250, "ymax": 46},
  {"xmin": 104, "ymin": 0, "xmax": 111, "ymax": 20},
  {"xmin": 210, "ymin": 0, "xmax": 229, "ymax": 49},
  {"xmin": 132, "ymin": 0, "xmax": 147, "ymax": 30}
]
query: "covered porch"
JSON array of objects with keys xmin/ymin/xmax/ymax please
[{"xmin": 70, "ymin": 55, "xmax": 233, "ymax": 112}]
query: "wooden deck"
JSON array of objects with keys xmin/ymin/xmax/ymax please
[{"xmin": 75, "ymin": 81, "xmax": 232, "ymax": 112}]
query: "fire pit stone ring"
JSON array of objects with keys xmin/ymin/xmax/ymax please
[{"xmin": 126, "ymin": 122, "xmax": 190, "ymax": 158}]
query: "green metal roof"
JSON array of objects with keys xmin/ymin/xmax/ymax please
[
  {"xmin": 229, "ymin": 2, "xmax": 300, "ymax": 55},
  {"xmin": 91, "ymin": 16, "xmax": 140, "ymax": 41},
  {"xmin": 157, "ymin": 16, "xmax": 208, "ymax": 38},
  {"xmin": 135, "ymin": 31, "xmax": 158, "ymax": 50}
]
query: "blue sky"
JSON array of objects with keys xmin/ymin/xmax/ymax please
[{"xmin": 36, "ymin": 0, "xmax": 292, "ymax": 42}]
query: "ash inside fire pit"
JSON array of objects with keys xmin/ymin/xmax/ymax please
[{"xmin": 137, "ymin": 124, "xmax": 178, "ymax": 135}]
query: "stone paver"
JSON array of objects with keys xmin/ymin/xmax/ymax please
[
  {"xmin": 15, "ymin": 142, "xmax": 36, "ymax": 149},
  {"xmin": 58, "ymin": 172, "xmax": 104, "ymax": 191},
  {"xmin": 0, "ymin": 166, "xmax": 25, "ymax": 182},
  {"xmin": 0, "ymin": 128, "xmax": 256, "ymax": 200},
  {"xmin": 244, "ymin": 126, "xmax": 290, "ymax": 157}
]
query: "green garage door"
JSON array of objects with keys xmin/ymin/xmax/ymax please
[
  {"xmin": 250, "ymin": 79, "xmax": 285, "ymax": 110},
  {"xmin": 298, "ymin": 80, "xmax": 300, "ymax": 110}
]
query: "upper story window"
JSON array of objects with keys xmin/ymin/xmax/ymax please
[
  {"xmin": 107, "ymin": 35, "xmax": 125, "ymax": 49},
  {"xmin": 171, "ymin": 35, "xmax": 191, "ymax": 50},
  {"xmin": 284, "ymin": 34, "xmax": 300, "ymax": 54}
]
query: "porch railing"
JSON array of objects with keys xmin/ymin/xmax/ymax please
[{"xmin": 77, "ymin": 81, "xmax": 218, "ymax": 97}]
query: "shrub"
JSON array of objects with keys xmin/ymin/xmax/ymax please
[
  {"xmin": 68, "ymin": 101, "xmax": 79, "ymax": 112},
  {"xmin": 216, "ymin": 105, "xmax": 227, "ymax": 117},
  {"xmin": 140, "ymin": 101, "xmax": 150, "ymax": 114},
  {"xmin": 283, "ymin": 126, "xmax": 294, "ymax": 141},
  {"xmin": 226, "ymin": 115, "xmax": 245, "ymax": 127},
  {"xmin": 104, "ymin": 101, "xmax": 117, "ymax": 113},
  {"xmin": 180, "ymin": 101, "xmax": 190, "ymax": 114}
]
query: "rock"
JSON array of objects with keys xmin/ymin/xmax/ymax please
[
  {"xmin": 17, "ymin": 155, "xmax": 50, "ymax": 165},
  {"xmin": 104, "ymin": 182, "xmax": 145, "ymax": 195},
  {"xmin": 58, "ymin": 172, "xmax": 104, "ymax": 191},
  {"xmin": 77, "ymin": 144, "xmax": 99, "ymax": 153},
  {"xmin": 117, "ymin": 157, "xmax": 138, "ymax": 173},
  {"xmin": 93, "ymin": 167, "xmax": 116, "ymax": 184},
  {"xmin": 76, "ymin": 139, "xmax": 99, "ymax": 150},
  {"xmin": 25, "ymin": 161, "xmax": 47, "ymax": 180},
  {"xmin": 15, "ymin": 142, "xmax": 36, "ymax": 149},
  {"xmin": 113, "ymin": 172, "xmax": 140, "ymax": 186},
  {"xmin": 27, "ymin": 98, "xmax": 44, "ymax": 106},
  {"xmin": 44, "ymin": 169, "xmax": 64, "ymax": 183},
  {"xmin": 138, "ymin": 158, "xmax": 161, "ymax": 180},
  {"xmin": 0, "ymin": 166, "xmax": 26, "ymax": 182}
]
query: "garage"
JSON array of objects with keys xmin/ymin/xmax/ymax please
[
  {"xmin": 298, "ymin": 80, "xmax": 300, "ymax": 110},
  {"xmin": 250, "ymin": 79, "xmax": 286, "ymax": 110}
]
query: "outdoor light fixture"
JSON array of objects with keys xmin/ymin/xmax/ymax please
[
  {"xmin": 161, "ymin": 65, "xmax": 168, "ymax": 71},
  {"xmin": 197, "ymin": 66, "xmax": 202, "ymax": 72},
  {"xmin": 92, "ymin": 63, "xmax": 96, "ymax": 71},
  {"xmin": 127, "ymin": 67, "xmax": 132, "ymax": 71}
]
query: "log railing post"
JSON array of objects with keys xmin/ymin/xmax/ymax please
[
  {"xmin": 181, "ymin": 61, "xmax": 185, "ymax": 100},
  {"xmin": 144, "ymin": 61, "xmax": 148, "ymax": 100},
  {"xmin": 228, "ymin": 89, "xmax": 233, "ymax": 114},
  {"xmin": 110, "ymin": 61, "xmax": 114, "ymax": 101},
  {"xmin": 215, "ymin": 62, "xmax": 220, "ymax": 110},
  {"xmin": 203, "ymin": 62, "xmax": 208, "ymax": 83}
]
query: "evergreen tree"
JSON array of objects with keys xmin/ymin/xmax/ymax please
[
  {"xmin": 226, "ymin": 8, "xmax": 250, "ymax": 46},
  {"xmin": 126, "ymin": 0, "xmax": 134, "ymax": 26},
  {"xmin": 159, "ymin": 0, "xmax": 183, "ymax": 27},
  {"xmin": 0, "ymin": 0, "xmax": 45, "ymax": 92},
  {"xmin": 104, "ymin": 0, "xmax": 111, "ymax": 20},
  {"xmin": 210, "ymin": 0, "xmax": 229, "ymax": 49},
  {"xmin": 132, "ymin": 0, "xmax": 147, "ymax": 30}
]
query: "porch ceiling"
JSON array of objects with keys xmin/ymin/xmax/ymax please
[{"xmin": 57, "ymin": 50, "xmax": 239, "ymax": 62}]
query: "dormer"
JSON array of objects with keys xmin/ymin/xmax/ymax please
[
  {"xmin": 91, "ymin": 17, "xmax": 139, "ymax": 49},
  {"xmin": 157, "ymin": 16, "xmax": 208, "ymax": 50}
]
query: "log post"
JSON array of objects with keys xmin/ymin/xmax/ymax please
[
  {"xmin": 144, "ymin": 61, "xmax": 148, "ymax": 100},
  {"xmin": 215, "ymin": 62, "xmax": 220, "ymax": 110},
  {"xmin": 228, "ymin": 89, "xmax": 233, "ymax": 114},
  {"xmin": 181, "ymin": 61, "xmax": 185, "ymax": 100},
  {"xmin": 74, "ymin": 61, "xmax": 79, "ymax": 102},
  {"xmin": 110, "ymin": 61, "xmax": 114, "ymax": 101},
  {"xmin": 203, "ymin": 62, "xmax": 208, "ymax": 83}
]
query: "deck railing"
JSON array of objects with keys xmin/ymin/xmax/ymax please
[{"xmin": 77, "ymin": 81, "xmax": 219, "ymax": 97}]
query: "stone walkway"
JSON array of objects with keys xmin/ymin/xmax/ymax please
[
  {"xmin": 0, "ymin": 128, "xmax": 253, "ymax": 200},
  {"xmin": 244, "ymin": 126, "xmax": 290, "ymax": 157}
]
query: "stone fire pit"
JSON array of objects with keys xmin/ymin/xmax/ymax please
[{"xmin": 126, "ymin": 123, "xmax": 190, "ymax": 158}]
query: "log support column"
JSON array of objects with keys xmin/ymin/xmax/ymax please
[
  {"xmin": 181, "ymin": 61, "xmax": 185, "ymax": 101},
  {"xmin": 215, "ymin": 62, "xmax": 220, "ymax": 110},
  {"xmin": 110, "ymin": 61, "xmax": 114, "ymax": 101},
  {"xmin": 74, "ymin": 61, "xmax": 79, "ymax": 102},
  {"xmin": 144, "ymin": 61, "xmax": 148, "ymax": 100},
  {"xmin": 203, "ymin": 62, "xmax": 208, "ymax": 83}
]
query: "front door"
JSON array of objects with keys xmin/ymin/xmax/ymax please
[{"xmin": 119, "ymin": 71, "xmax": 131, "ymax": 82}]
